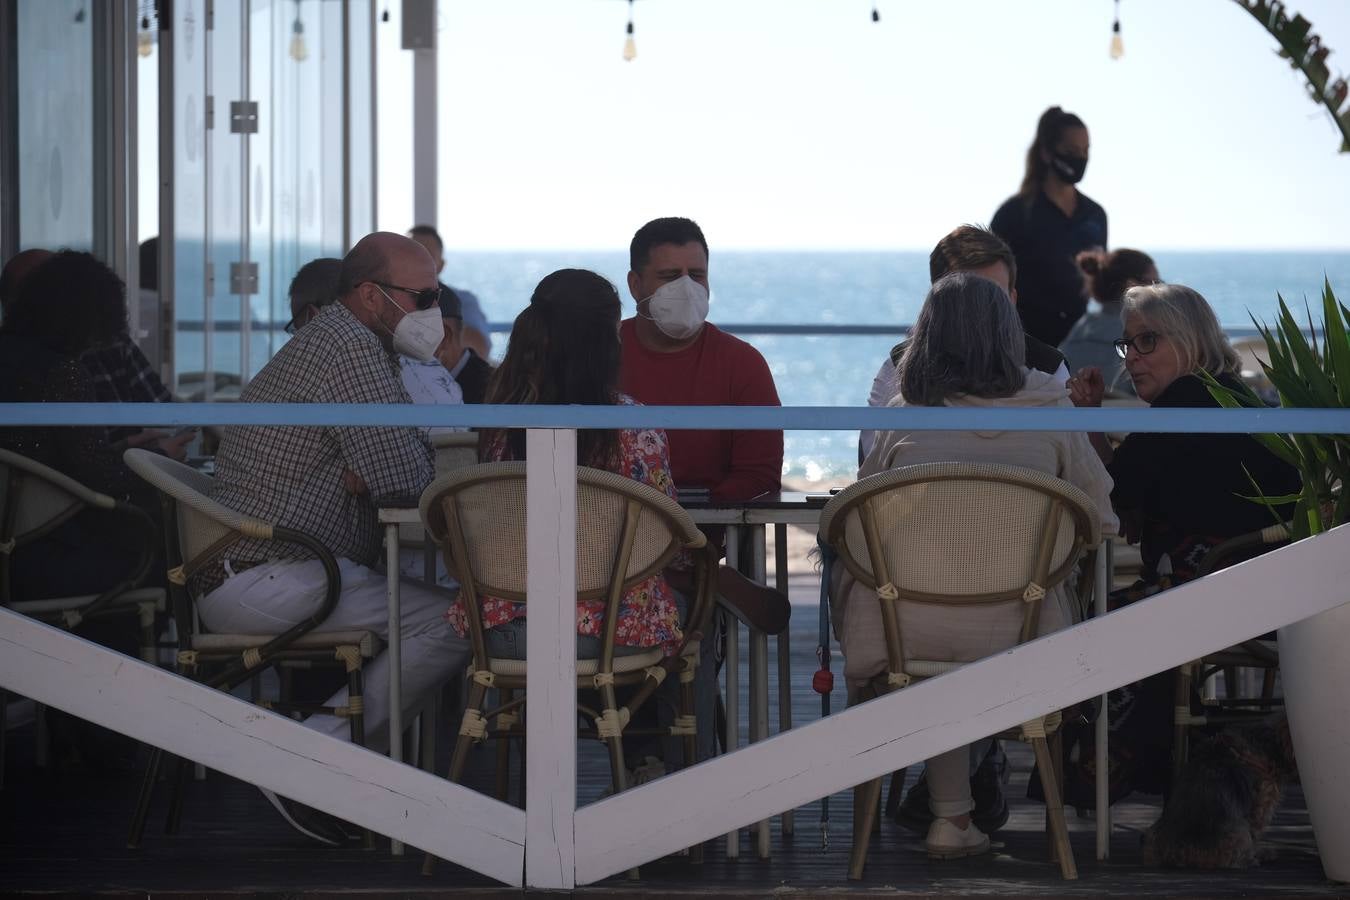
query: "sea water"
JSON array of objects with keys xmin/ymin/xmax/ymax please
[{"xmin": 445, "ymin": 250, "xmax": 1350, "ymax": 480}]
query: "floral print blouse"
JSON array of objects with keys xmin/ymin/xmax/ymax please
[{"xmin": 445, "ymin": 396, "xmax": 686, "ymax": 654}]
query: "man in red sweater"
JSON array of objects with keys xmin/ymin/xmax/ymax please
[{"xmin": 619, "ymin": 217, "xmax": 783, "ymax": 503}]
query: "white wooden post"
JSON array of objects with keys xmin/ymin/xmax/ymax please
[
  {"xmin": 525, "ymin": 428, "xmax": 578, "ymax": 889},
  {"xmin": 573, "ymin": 524, "xmax": 1350, "ymax": 882}
]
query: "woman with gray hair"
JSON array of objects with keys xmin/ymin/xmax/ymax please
[
  {"xmin": 1068, "ymin": 282, "xmax": 1297, "ymax": 581},
  {"xmin": 842, "ymin": 272, "xmax": 1116, "ymax": 859},
  {"xmin": 1063, "ymin": 283, "xmax": 1300, "ymax": 805}
]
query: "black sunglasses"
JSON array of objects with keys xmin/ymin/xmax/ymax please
[
  {"xmin": 369, "ymin": 281, "xmax": 442, "ymax": 311},
  {"xmin": 1113, "ymin": 330, "xmax": 1162, "ymax": 359}
]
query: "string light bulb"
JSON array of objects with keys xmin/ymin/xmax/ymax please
[
  {"xmin": 1110, "ymin": 0, "xmax": 1124, "ymax": 60},
  {"xmin": 289, "ymin": 1, "xmax": 308, "ymax": 62},
  {"xmin": 138, "ymin": 12, "xmax": 153, "ymax": 57},
  {"xmin": 623, "ymin": 0, "xmax": 636, "ymax": 62}
]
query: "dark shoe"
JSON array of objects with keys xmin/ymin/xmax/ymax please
[
  {"xmin": 970, "ymin": 776, "xmax": 1009, "ymax": 834},
  {"xmin": 259, "ymin": 787, "xmax": 352, "ymax": 846},
  {"xmin": 971, "ymin": 745, "xmax": 1010, "ymax": 834},
  {"xmin": 894, "ymin": 774, "xmax": 934, "ymax": 833}
]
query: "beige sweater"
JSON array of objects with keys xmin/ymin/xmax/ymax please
[{"xmin": 836, "ymin": 370, "xmax": 1118, "ymax": 681}]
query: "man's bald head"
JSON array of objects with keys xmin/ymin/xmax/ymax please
[
  {"xmin": 338, "ymin": 232, "xmax": 439, "ymax": 347},
  {"xmin": 0, "ymin": 249, "xmax": 54, "ymax": 315},
  {"xmin": 338, "ymin": 232, "xmax": 433, "ymax": 298}
]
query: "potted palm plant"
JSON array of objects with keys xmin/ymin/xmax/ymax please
[{"xmin": 1207, "ymin": 278, "xmax": 1349, "ymax": 881}]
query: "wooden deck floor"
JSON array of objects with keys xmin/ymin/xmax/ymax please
[{"xmin": 1, "ymin": 588, "xmax": 1341, "ymax": 898}]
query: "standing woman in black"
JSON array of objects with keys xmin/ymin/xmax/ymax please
[{"xmin": 991, "ymin": 106, "xmax": 1108, "ymax": 347}]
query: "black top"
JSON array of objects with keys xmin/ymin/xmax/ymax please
[
  {"xmin": 991, "ymin": 190, "xmax": 1108, "ymax": 347},
  {"xmin": 0, "ymin": 334, "xmax": 141, "ymax": 499},
  {"xmin": 889, "ymin": 333, "xmax": 1065, "ymax": 377},
  {"xmin": 453, "ymin": 348, "xmax": 494, "ymax": 405},
  {"xmin": 1108, "ymin": 373, "xmax": 1300, "ymax": 579}
]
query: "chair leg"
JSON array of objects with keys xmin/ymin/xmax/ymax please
[
  {"xmin": 1171, "ymin": 663, "xmax": 1194, "ymax": 790},
  {"xmin": 1030, "ymin": 736, "xmax": 1078, "ymax": 880},
  {"xmin": 1260, "ymin": 668, "xmax": 1277, "ymax": 710},
  {"xmin": 680, "ymin": 671, "xmax": 704, "ymax": 865},
  {"xmin": 127, "ymin": 746, "xmax": 165, "ymax": 848},
  {"xmin": 344, "ymin": 662, "xmax": 375, "ymax": 851},
  {"xmin": 424, "ymin": 679, "xmax": 489, "ymax": 877},
  {"xmin": 848, "ymin": 776, "xmax": 884, "ymax": 880},
  {"xmin": 164, "ymin": 754, "xmax": 191, "ymax": 834},
  {"xmin": 598, "ymin": 682, "xmax": 639, "ymax": 880},
  {"xmin": 884, "ymin": 766, "xmax": 907, "ymax": 819}
]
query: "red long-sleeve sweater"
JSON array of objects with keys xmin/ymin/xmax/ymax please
[{"xmin": 619, "ymin": 318, "xmax": 783, "ymax": 503}]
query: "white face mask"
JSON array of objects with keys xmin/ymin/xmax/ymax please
[
  {"xmin": 641, "ymin": 275, "xmax": 709, "ymax": 340},
  {"xmin": 377, "ymin": 286, "xmax": 444, "ymax": 362}
]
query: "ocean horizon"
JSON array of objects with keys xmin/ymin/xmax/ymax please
[{"xmin": 443, "ymin": 249, "xmax": 1350, "ymax": 480}]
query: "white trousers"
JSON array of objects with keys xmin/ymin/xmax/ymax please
[{"xmin": 198, "ymin": 558, "xmax": 469, "ymax": 754}]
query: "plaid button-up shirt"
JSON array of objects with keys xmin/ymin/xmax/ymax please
[
  {"xmin": 81, "ymin": 336, "xmax": 174, "ymax": 443},
  {"xmin": 208, "ymin": 303, "xmax": 434, "ymax": 571}
]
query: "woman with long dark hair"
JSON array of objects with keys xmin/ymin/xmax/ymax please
[
  {"xmin": 446, "ymin": 268, "xmax": 686, "ymax": 658},
  {"xmin": 991, "ymin": 106, "xmax": 1109, "ymax": 347}
]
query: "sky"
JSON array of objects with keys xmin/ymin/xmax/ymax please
[{"xmin": 370, "ymin": 0, "xmax": 1350, "ymax": 251}]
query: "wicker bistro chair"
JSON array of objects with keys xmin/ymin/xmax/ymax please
[
  {"xmin": 818, "ymin": 462, "xmax": 1101, "ymax": 881},
  {"xmin": 121, "ymin": 448, "xmax": 379, "ymax": 847},
  {"xmin": 0, "ymin": 449, "xmax": 166, "ymax": 785},
  {"xmin": 1170, "ymin": 522, "xmax": 1290, "ymax": 786},
  {"xmin": 418, "ymin": 462, "xmax": 717, "ymax": 823}
]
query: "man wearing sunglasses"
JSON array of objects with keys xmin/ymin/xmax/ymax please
[
  {"xmin": 283, "ymin": 257, "xmax": 342, "ymax": 335},
  {"xmin": 204, "ymin": 232, "xmax": 468, "ymax": 845}
]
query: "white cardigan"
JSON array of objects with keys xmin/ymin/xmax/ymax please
[{"xmin": 836, "ymin": 370, "xmax": 1118, "ymax": 681}]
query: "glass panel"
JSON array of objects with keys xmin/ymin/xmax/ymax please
[
  {"xmin": 136, "ymin": 12, "xmax": 163, "ymax": 372},
  {"xmin": 15, "ymin": 0, "xmax": 95, "ymax": 251},
  {"xmin": 170, "ymin": 0, "xmax": 208, "ymax": 399},
  {"xmin": 317, "ymin": 0, "xmax": 344, "ymax": 256},
  {"xmin": 209, "ymin": 1, "xmax": 246, "ymax": 399},
  {"xmin": 346, "ymin": 0, "xmax": 374, "ymax": 244},
  {"xmin": 247, "ymin": 0, "xmax": 275, "ymax": 379}
]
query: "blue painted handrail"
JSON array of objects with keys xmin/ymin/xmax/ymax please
[{"xmin": 0, "ymin": 402, "xmax": 1347, "ymax": 434}]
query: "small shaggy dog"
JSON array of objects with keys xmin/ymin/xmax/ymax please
[{"xmin": 1142, "ymin": 717, "xmax": 1297, "ymax": 868}]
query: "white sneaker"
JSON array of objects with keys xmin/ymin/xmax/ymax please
[{"xmin": 925, "ymin": 817, "xmax": 990, "ymax": 860}]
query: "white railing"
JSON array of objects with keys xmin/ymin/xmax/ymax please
[{"xmin": 3, "ymin": 403, "xmax": 1349, "ymax": 889}]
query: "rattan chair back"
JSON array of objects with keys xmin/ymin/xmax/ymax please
[
  {"xmin": 821, "ymin": 461, "xmax": 1099, "ymax": 613},
  {"xmin": 123, "ymin": 449, "xmax": 258, "ymax": 579},
  {"xmin": 0, "ymin": 448, "xmax": 111, "ymax": 552},
  {"xmin": 420, "ymin": 461, "xmax": 705, "ymax": 604}
]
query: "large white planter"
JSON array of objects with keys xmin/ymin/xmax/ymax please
[{"xmin": 1279, "ymin": 600, "xmax": 1350, "ymax": 883}]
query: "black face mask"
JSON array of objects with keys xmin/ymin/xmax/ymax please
[{"xmin": 1050, "ymin": 151, "xmax": 1088, "ymax": 184}]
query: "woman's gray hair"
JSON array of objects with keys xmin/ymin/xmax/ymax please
[
  {"xmin": 898, "ymin": 272, "xmax": 1027, "ymax": 406},
  {"xmin": 1122, "ymin": 283, "xmax": 1239, "ymax": 376}
]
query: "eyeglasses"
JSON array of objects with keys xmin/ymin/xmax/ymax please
[
  {"xmin": 283, "ymin": 301, "xmax": 329, "ymax": 336},
  {"xmin": 1113, "ymin": 331, "xmax": 1162, "ymax": 359},
  {"xmin": 369, "ymin": 281, "xmax": 441, "ymax": 311}
]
